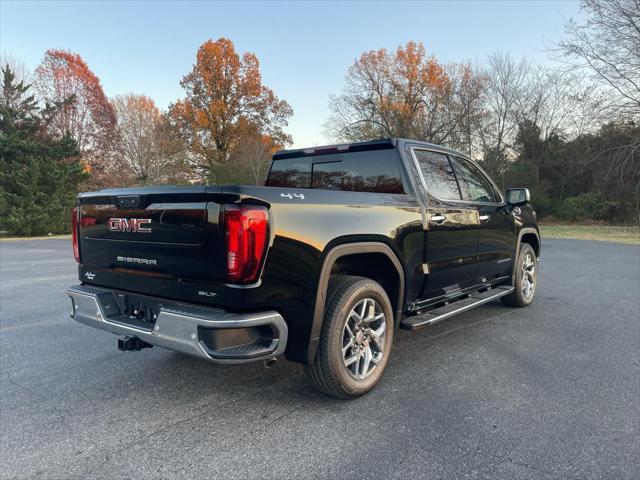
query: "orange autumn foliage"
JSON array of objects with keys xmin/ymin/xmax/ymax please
[
  {"xmin": 348, "ymin": 42, "xmax": 451, "ymax": 138},
  {"xmin": 35, "ymin": 49, "xmax": 117, "ymax": 188},
  {"xmin": 168, "ymin": 38, "xmax": 292, "ymax": 181},
  {"xmin": 329, "ymin": 41, "xmax": 483, "ymax": 148}
]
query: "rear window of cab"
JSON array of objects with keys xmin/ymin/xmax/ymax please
[{"xmin": 266, "ymin": 149, "xmax": 405, "ymax": 194}]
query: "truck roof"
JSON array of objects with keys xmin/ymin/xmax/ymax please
[{"xmin": 273, "ymin": 138, "xmax": 468, "ymax": 160}]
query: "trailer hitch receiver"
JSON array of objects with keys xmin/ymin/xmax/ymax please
[{"xmin": 118, "ymin": 336, "xmax": 153, "ymax": 352}]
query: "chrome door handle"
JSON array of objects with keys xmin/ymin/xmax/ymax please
[
  {"xmin": 479, "ymin": 215, "xmax": 489, "ymax": 221},
  {"xmin": 430, "ymin": 214, "xmax": 446, "ymax": 223}
]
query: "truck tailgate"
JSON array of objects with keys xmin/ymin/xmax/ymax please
[{"xmin": 77, "ymin": 186, "xmax": 227, "ymax": 305}]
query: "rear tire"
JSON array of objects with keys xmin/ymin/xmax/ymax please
[
  {"xmin": 502, "ymin": 242, "xmax": 537, "ymax": 307},
  {"xmin": 305, "ymin": 275, "xmax": 394, "ymax": 399}
]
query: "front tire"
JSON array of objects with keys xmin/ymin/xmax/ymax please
[
  {"xmin": 502, "ymin": 242, "xmax": 538, "ymax": 307},
  {"xmin": 305, "ymin": 275, "xmax": 394, "ymax": 399}
]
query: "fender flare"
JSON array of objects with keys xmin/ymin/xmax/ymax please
[{"xmin": 306, "ymin": 242, "xmax": 405, "ymax": 363}]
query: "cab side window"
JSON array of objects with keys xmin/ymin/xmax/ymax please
[
  {"xmin": 450, "ymin": 156, "xmax": 500, "ymax": 203},
  {"xmin": 413, "ymin": 149, "xmax": 461, "ymax": 200}
]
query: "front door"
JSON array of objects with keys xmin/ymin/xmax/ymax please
[
  {"xmin": 476, "ymin": 203, "xmax": 513, "ymax": 281},
  {"xmin": 410, "ymin": 148, "xmax": 480, "ymax": 299},
  {"xmin": 449, "ymin": 156, "xmax": 514, "ymax": 283},
  {"xmin": 425, "ymin": 200, "xmax": 480, "ymax": 297}
]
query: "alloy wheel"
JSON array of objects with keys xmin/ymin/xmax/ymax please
[
  {"xmin": 521, "ymin": 252, "xmax": 536, "ymax": 299},
  {"xmin": 341, "ymin": 298, "xmax": 386, "ymax": 380}
]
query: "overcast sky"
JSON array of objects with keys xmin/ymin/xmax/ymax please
[{"xmin": 1, "ymin": 0, "xmax": 583, "ymax": 147}]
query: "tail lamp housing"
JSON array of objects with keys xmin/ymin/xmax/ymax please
[
  {"xmin": 72, "ymin": 206, "xmax": 80, "ymax": 262},
  {"xmin": 224, "ymin": 205, "xmax": 270, "ymax": 284}
]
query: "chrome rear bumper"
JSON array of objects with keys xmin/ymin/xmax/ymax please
[{"xmin": 67, "ymin": 284, "xmax": 287, "ymax": 363}]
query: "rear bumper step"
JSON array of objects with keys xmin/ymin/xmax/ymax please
[
  {"xmin": 400, "ymin": 285, "xmax": 514, "ymax": 331},
  {"xmin": 68, "ymin": 284, "xmax": 287, "ymax": 363}
]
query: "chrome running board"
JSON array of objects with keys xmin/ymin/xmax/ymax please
[{"xmin": 400, "ymin": 285, "xmax": 514, "ymax": 331}]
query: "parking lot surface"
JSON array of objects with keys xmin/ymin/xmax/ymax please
[{"xmin": 1, "ymin": 238, "xmax": 638, "ymax": 479}]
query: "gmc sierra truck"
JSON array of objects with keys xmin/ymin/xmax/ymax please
[{"xmin": 68, "ymin": 138, "xmax": 540, "ymax": 399}]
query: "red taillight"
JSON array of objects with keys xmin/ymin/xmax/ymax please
[
  {"xmin": 80, "ymin": 217, "xmax": 96, "ymax": 227},
  {"xmin": 71, "ymin": 206, "xmax": 80, "ymax": 263},
  {"xmin": 224, "ymin": 205, "xmax": 269, "ymax": 284}
]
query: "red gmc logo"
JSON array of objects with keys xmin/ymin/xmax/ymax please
[{"xmin": 108, "ymin": 218, "xmax": 152, "ymax": 233}]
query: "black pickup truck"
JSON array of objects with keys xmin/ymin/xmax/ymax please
[{"xmin": 68, "ymin": 138, "xmax": 540, "ymax": 398}]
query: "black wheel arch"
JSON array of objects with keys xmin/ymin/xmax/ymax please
[
  {"xmin": 513, "ymin": 227, "xmax": 540, "ymax": 283},
  {"xmin": 306, "ymin": 240, "xmax": 405, "ymax": 364}
]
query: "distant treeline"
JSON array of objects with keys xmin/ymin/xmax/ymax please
[
  {"xmin": 0, "ymin": 0, "xmax": 638, "ymax": 235},
  {"xmin": 325, "ymin": 1, "xmax": 639, "ymax": 223}
]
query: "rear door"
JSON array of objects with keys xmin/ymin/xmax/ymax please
[
  {"xmin": 449, "ymin": 156, "xmax": 513, "ymax": 283},
  {"xmin": 410, "ymin": 148, "xmax": 480, "ymax": 299},
  {"xmin": 77, "ymin": 185, "xmax": 228, "ymax": 305}
]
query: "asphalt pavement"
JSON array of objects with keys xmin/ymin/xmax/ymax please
[{"xmin": 0, "ymin": 237, "xmax": 638, "ymax": 480}]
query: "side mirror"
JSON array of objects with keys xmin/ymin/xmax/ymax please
[{"xmin": 506, "ymin": 188, "xmax": 530, "ymax": 206}]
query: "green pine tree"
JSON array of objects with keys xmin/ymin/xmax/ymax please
[{"xmin": 0, "ymin": 66, "xmax": 87, "ymax": 236}]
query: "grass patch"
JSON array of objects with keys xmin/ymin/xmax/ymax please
[{"xmin": 540, "ymin": 224, "xmax": 640, "ymax": 244}]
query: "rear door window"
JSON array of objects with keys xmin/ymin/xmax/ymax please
[{"xmin": 412, "ymin": 149, "xmax": 461, "ymax": 200}]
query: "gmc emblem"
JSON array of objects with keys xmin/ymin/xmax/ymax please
[{"xmin": 108, "ymin": 218, "xmax": 152, "ymax": 233}]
